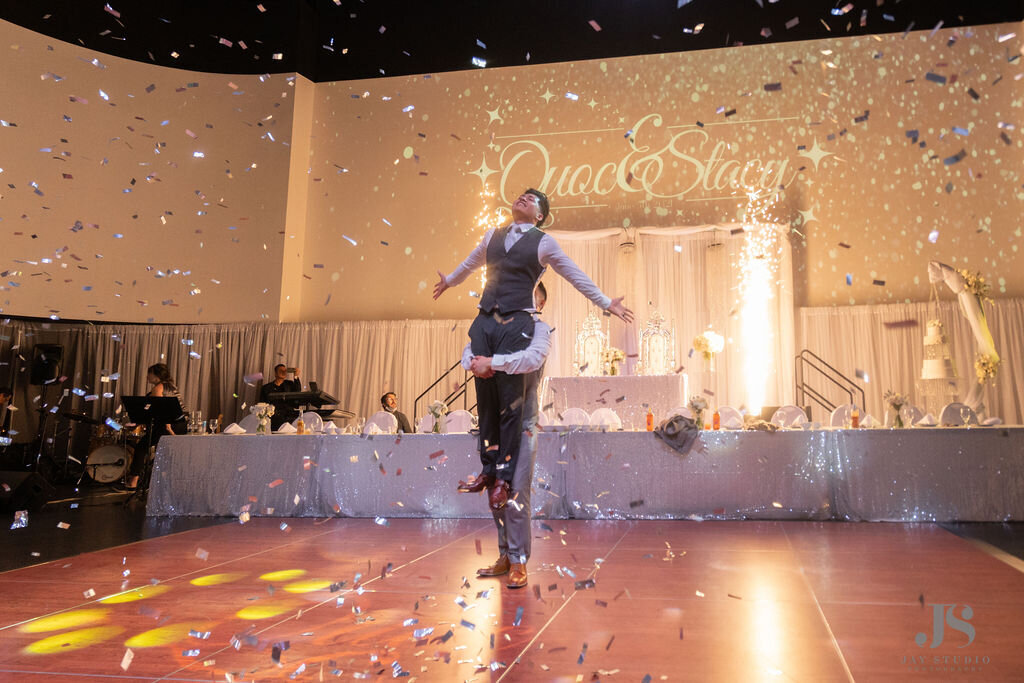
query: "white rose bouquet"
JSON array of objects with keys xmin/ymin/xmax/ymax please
[
  {"xmin": 428, "ymin": 400, "xmax": 448, "ymax": 433},
  {"xmin": 251, "ymin": 402, "xmax": 275, "ymax": 434}
]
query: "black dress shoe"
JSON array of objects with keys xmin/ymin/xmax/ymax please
[{"xmin": 457, "ymin": 474, "xmax": 495, "ymax": 493}]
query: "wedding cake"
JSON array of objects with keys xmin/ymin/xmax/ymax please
[{"xmin": 921, "ymin": 320, "xmax": 956, "ymax": 379}]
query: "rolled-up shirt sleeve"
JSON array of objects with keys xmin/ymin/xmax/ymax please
[
  {"xmin": 444, "ymin": 229, "xmax": 494, "ymax": 287},
  {"xmin": 538, "ymin": 235, "xmax": 611, "ymax": 310},
  {"xmin": 492, "ymin": 322, "xmax": 552, "ymax": 375}
]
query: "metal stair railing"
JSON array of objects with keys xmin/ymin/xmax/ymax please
[
  {"xmin": 414, "ymin": 361, "xmax": 475, "ymax": 422},
  {"xmin": 795, "ymin": 349, "xmax": 866, "ymax": 418}
]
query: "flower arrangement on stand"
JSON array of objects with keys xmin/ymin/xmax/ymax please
[
  {"xmin": 693, "ymin": 330, "xmax": 725, "ymax": 371},
  {"xmin": 251, "ymin": 402, "xmax": 275, "ymax": 435},
  {"xmin": 883, "ymin": 390, "xmax": 908, "ymax": 428},
  {"xmin": 957, "ymin": 269, "xmax": 993, "ymax": 304},
  {"xmin": 688, "ymin": 395, "xmax": 709, "ymax": 429},
  {"xmin": 428, "ymin": 400, "xmax": 448, "ymax": 433},
  {"xmin": 603, "ymin": 347, "xmax": 625, "ymax": 376}
]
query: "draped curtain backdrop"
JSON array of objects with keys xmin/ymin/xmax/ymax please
[
  {"xmin": 545, "ymin": 224, "xmax": 795, "ymax": 413},
  {"xmin": 799, "ymin": 298, "xmax": 1024, "ymax": 424}
]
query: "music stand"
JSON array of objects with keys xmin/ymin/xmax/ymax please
[{"xmin": 120, "ymin": 396, "xmax": 183, "ymax": 500}]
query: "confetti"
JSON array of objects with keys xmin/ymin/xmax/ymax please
[
  {"xmin": 588, "ymin": 20, "xmax": 602, "ymax": 32},
  {"xmin": 120, "ymin": 648, "xmax": 134, "ymax": 671}
]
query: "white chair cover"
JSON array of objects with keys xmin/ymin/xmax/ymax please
[
  {"xmin": 717, "ymin": 406, "xmax": 743, "ymax": 429},
  {"xmin": 363, "ymin": 411, "xmax": 398, "ymax": 434},
  {"xmin": 537, "ymin": 411, "xmax": 552, "ymax": 427},
  {"xmin": 445, "ymin": 409, "xmax": 474, "ymax": 433},
  {"xmin": 559, "ymin": 407, "xmax": 590, "ymax": 427},
  {"xmin": 417, "ymin": 414, "xmax": 435, "ymax": 433},
  {"xmin": 292, "ymin": 411, "xmax": 323, "ymax": 432},
  {"xmin": 771, "ymin": 405, "xmax": 808, "ymax": 428},
  {"xmin": 589, "ymin": 408, "xmax": 622, "ymax": 431},
  {"xmin": 237, "ymin": 413, "xmax": 258, "ymax": 433},
  {"xmin": 829, "ymin": 403, "xmax": 854, "ymax": 427},
  {"xmin": 901, "ymin": 403, "xmax": 925, "ymax": 423},
  {"xmin": 939, "ymin": 402, "xmax": 978, "ymax": 427},
  {"xmin": 669, "ymin": 406, "xmax": 693, "ymax": 420}
]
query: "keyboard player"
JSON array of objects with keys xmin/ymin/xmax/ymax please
[{"xmin": 259, "ymin": 364, "xmax": 301, "ymax": 430}]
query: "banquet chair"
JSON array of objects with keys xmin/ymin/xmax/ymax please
[
  {"xmin": 668, "ymin": 406, "xmax": 693, "ymax": 420},
  {"xmin": 292, "ymin": 411, "xmax": 323, "ymax": 433},
  {"xmin": 445, "ymin": 409, "xmax": 474, "ymax": 433},
  {"xmin": 717, "ymin": 406, "xmax": 743, "ymax": 429},
  {"xmin": 829, "ymin": 403, "xmax": 854, "ymax": 427},
  {"xmin": 237, "ymin": 413, "xmax": 259, "ymax": 433},
  {"xmin": 770, "ymin": 405, "xmax": 808, "ymax": 428},
  {"xmin": 939, "ymin": 402, "xmax": 979, "ymax": 427},
  {"xmin": 537, "ymin": 411, "xmax": 553, "ymax": 427},
  {"xmin": 558, "ymin": 407, "xmax": 590, "ymax": 427},
  {"xmin": 363, "ymin": 411, "xmax": 398, "ymax": 434},
  {"xmin": 416, "ymin": 414, "xmax": 435, "ymax": 433},
  {"xmin": 589, "ymin": 407, "xmax": 622, "ymax": 431}
]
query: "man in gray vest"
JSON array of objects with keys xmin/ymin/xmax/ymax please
[
  {"xmin": 434, "ymin": 189, "xmax": 632, "ymax": 511},
  {"xmin": 461, "ymin": 282, "xmax": 551, "ymax": 589}
]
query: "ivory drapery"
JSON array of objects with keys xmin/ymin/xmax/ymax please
[{"xmin": 798, "ymin": 298, "xmax": 1023, "ymax": 424}]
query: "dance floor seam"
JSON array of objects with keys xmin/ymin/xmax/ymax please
[{"xmin": 1, "ymin": 518, "xmax": 1022, "ymax": 682}]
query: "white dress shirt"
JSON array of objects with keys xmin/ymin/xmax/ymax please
[
  {"xmin": 445, "ymin": 223, "xmax": 612, "ymax": 312},
  {"xmin": 461, "ymin": 320, "xmax": 552, "ymax": 375}
]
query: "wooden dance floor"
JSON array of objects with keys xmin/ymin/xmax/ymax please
[{"xmin": 0, "ymin": 518, "xmax": 1022, "ymax": 681}]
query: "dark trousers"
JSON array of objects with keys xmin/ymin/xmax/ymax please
[
  {"xmin": 129, "ymin": 419, "xmax": 186, "ymax": 479},
  {"xmin": 469, "ymin": 310, "xmax": 535, "ymax": 482}
]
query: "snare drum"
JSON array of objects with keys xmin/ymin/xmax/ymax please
[{"xmin": 85, "ymin": 445, "xmax": 127, "ymax": 483}]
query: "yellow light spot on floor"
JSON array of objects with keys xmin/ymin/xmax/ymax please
[
  {"xmin": 190, "ymin": 572, "xmax": 248, "ymax": 587},
  {"xmin": 99, "ymin": 584, "xmax": 173, "ymax": 604},
  {"xmin": 235, "ymin": 600, "xmax": 301, "ymax": 620},
  {"xmin": 125, "ymin": 622, "xmax": 209, "ymax": 648},
  {"xmin": 258, "ymin": 569, "xmax": 307, "ymax": 582},
  {"xmin": 282, "ymin": 579, "xmax": 332, "ymax": 594},
  {"xmin": 22, "ymin": 626, "xmax": 124, "ymax": 654},
  {"xmin": 19, "ymin": 608, "xmax": 111, "ymax": 634}
]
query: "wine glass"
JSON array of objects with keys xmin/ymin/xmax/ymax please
[
  {"xmin": 208, "ymin": 416, "xmax": 220, "ymax": 434},
  {"xmin": 959, "ymin": 406, "xmax": 971, "ymax": 428},
  {"xmin": 356, "ymin": 417, "xmax": 367, "ymax": 434}
]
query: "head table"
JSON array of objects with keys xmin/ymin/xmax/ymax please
[{"xmin": 147, "ymin": 426, "xmax": 1024, "ymax": 522}]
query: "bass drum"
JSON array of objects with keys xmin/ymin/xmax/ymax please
[{"xmin": 86, "ymin": 445, "xmax": 128, "ymax": 483}]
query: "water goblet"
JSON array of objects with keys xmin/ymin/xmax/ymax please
[{"xmin": 960, "ymin": 406, "xmax": 971, "ymax": 428}]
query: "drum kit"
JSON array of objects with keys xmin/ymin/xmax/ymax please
[{"xmin": 62, "ymin": 411, "xmax": 143, "ymax": 485}]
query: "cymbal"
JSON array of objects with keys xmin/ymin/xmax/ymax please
[{"xmin": 62, "ymin": 411, "xmax": 102, "ymax": 426}]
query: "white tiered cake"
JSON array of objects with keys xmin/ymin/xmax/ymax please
[{"xmin": 920, "ymin": 319, "xmax": 957, "ymax": 414}]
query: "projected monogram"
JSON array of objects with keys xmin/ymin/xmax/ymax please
[
  {"xmin": 916, "ymin": 604, "xmax": 976, "ymax": 649},
  {"xmin": 491, "ymin": 113, "xmax": 800, "ymax": 207}
]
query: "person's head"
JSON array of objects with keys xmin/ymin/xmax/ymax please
[
  {"xmin": 534, "ymin": 281, "xmax": 547, "ymax": 312},
  {"xmin": 147, "ymin": 363, "xmax": 173, "ymax": 386},
  {"xmin": 274, "ymin": 363, "xmax": 288, "ymax": 381},
  {"xmin": 511, "ymin": 188, "xmax": 550, "ymax": 227},
  {"xmin": 381, "ymin": 392, "xmax": 398, "ymax": 410},
  {"xmin": 0, "ymin": 387, "xmax": 11, "ymax": 404}
]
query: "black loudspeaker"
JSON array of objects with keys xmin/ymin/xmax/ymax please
[
  {"xmin": 30, "ymin": 344, "xmax": 63, "ymax": 385},
  {"xmin": 0, "ymin": 471, "xmax": 55, "ymax": 511}
]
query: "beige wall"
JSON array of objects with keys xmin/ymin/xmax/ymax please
[
  {"xmin": 0, "ymin": 19, "xmax": 294, "ymax": 323},
  {"xmin": 3, "ymin": 19, "xmax": 1021, "ymax": 323}
]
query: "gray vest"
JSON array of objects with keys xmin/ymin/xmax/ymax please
[{"xmin": 478, "ymin": 226, "xmax": 545, "ymax": 314}]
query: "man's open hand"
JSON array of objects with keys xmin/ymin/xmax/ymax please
[
  {"xmin": 608, "ymin": 296, "xmax": 635, "ymax": 324},
  {"xmin": 433, "ymin": 270, "xmax": 449, "ymax": 300}
]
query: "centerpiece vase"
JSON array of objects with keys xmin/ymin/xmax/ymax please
[{"xmin": 257, "ymin": 418, "xmax": 269, "ymax": 435}]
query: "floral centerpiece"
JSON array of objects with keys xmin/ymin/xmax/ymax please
[
  {"xmin": 883, "ymin": 390, "xmax": 908, "ymax": 428},
  {"xmin": 957, "ymin": 269, "xmax": 992, "ymax": 304},
  {"xmin": 428, "ymin": 400, "xmax": 448, "ymax": 433},
  {"xmin": 975, "ymin": 353, "xmax": 999, "ymax": 384},
  {"xmin": 603, "ymin": 347, "xmax": 625, "ymax": 376},
  {"xmin": 693, "ymin": 330, "xmax": 724, "ymax": 371},
  {"xmin": 688, "ymin": 394, "xmax": 709, "ymax": 429},
  {"xmin": 250, "ymin": 402, "xmax": 274, "ymax": 434}
]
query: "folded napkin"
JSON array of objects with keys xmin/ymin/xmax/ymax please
[
  {"xmin": 982, "ymin": 416, "xmax": 1003, "ymax": 426},
  {"xmin": 277, "ymin": 422, "xmax": 297, "ymax": 434},
  {"xmin": 223, "ymin": 422, "xmax": 245, "ymax": 434},
  {"xmin": 722, "ymin": 416, "xmax": 744, "ymax": 430},
  {"xmin": 915, "ymin": 413, "xmax": 938, "ymax": 427},
  {"xmin": 323, "ymin": 422, "xmax": 338, "ymax": 434},
  {"xmin": 860, "ymin": 414, "xmax": 879, "ymax": 428}
]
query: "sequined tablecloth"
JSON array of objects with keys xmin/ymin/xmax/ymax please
[{"xmin": 147, "ymin": 427, "xmax": 1024, "ymax": 522}]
